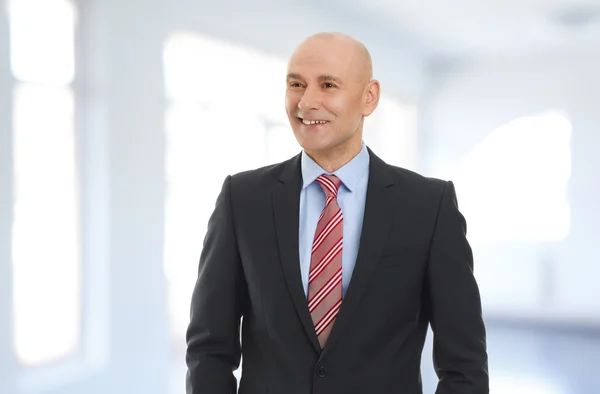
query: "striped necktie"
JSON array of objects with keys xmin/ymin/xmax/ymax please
[{"xmin": 308, "ymin": 174, "xmax": 343, "ymax": 348}]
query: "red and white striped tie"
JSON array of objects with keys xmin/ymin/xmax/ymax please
[{"xmin": 308, "ymin": 174, "xmax": 343, "ymax": 348}]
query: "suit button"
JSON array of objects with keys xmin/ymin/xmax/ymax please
[{"xmin": 316, "ymin": 366, "xmax": 327, "ymax": 378}]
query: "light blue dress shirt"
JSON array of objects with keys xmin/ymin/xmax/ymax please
[{"xmin": 299, "ymin": 143, "xmax": 370, "ymax": 298}]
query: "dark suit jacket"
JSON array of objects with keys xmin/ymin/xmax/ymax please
[{"xmin": 186, "ymin": 148, "xmax": 489, "ymax": 394}]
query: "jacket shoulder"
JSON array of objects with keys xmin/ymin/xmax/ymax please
[
  {"xmin": 387, "ymin": 164, "xmax": 448, "ymax": 194},
  {"xmin": 227, "ymin": 154, "xmax": 299, "ymax": 191}
]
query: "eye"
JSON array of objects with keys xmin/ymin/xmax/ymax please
[
  {"xmin": 323, "ymin": 82, "xmax": 337, "ymax": 89},
  {"xmin": 288, "ymin": 82, "xmax": 303, "ymax": 88}
]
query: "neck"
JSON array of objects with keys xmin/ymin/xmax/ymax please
[{"xmin": 305, "ymin": 138, "xmax": 363, "ymax": 173}]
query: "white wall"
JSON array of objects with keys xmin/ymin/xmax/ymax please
[
  {"xmin": 77, "ymin": 0, "xmax": 172, "ymax": 392},
  {"xmin": 0, "ymin": 1, "xmax": 17, "ymax": 393},
  {"xmin": 421, "ymin": 50, "xmax": 600, "ymax": 326}
]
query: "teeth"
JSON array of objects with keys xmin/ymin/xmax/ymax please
[{"xmin": 302, "ymin": 119, "xmax": 327, "ymax": 125}]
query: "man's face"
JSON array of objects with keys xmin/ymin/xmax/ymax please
[{"xmin": 285, "ymin": 37, "xmax": 377, "ymax": 156}]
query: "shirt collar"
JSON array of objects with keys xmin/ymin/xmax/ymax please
[{"xmin": 301, "ymin": 142, "xmax": 369, "ymax": 192}]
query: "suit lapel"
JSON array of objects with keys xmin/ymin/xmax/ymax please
[
  {"xmin": 320, "ymin": 148, "xmax": 397, "ymax": 357},
  {"xmin": 272, "ymin": 154, "xmax": 321, "ymax": 352}
]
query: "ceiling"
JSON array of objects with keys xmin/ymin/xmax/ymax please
[
  {"xmin": 170, "ymin": 0, "xmax": 600, "ymax": 99},
  {"xmin": 340, "ymin": 0, "xmax": 600, "ymax": 58}
]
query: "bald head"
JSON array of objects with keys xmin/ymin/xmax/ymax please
[
  {"xmin": 290, "ymin": 32, "xmax": 373, "ymax": 85},
  {"xmin": 284, "ymin": 32, "xmax": 381, "ymax": 163}
]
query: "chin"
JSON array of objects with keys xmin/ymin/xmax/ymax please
[
  {"xmin": 293, "ymin": 132, "xmax": 320, "ymax": 146},
  {"xmin": 298, "ymin": 140, "xmax": 336, "ymax": 154}
]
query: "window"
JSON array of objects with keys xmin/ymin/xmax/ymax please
[
  {"xmin": 9, "ymin": 0, "xmax": 80, "ymax": 367},
  {"xmin": 454, "ymin": 110, "xmax": 572, "ymax": 244},
  {"xmin": 162, "ymin": 31, "xmax": 416, "ymax": 344},
  {"xmin": 363, "ymin": 94, "xmax": 417, "ymax": 169}
]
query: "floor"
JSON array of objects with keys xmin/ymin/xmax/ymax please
[{"xmin": 171, "ymin": 322, "xmax": 600, "ymax": 393}]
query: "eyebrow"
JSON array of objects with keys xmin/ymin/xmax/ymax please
[{"xmin": 286, "ymin": 73, "xmax": 343, "ymax": 84}]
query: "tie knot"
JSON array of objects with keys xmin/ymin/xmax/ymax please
[{"xmin": 316, "ymin": 174, "xmax": 342, "ymax": 199}]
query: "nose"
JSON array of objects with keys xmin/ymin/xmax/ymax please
[{"xmin": 297, "ymin": 85, "xmax": 321, "ymax": 111}]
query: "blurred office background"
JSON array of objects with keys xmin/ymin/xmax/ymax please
[{"xmin": 1, "ymin": 0, "xmax": 599, "ymax": 393}]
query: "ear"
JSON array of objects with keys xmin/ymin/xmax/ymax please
[{"xmin": 362, "ymin": 79, "xmax": 380, "ymax": 117}]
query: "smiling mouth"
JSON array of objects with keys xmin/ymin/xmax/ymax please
[{"xmin": 297, "ymin": 117, "xmax": 329, "ymax": 125}]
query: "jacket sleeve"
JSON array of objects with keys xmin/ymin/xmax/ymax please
[
  {"xmin": 427, "ymin": 180, "xmax": 489, "ymax": 394},
  {"xmin": 186, "ymin": 175, "xmax": 247, "ymax": 394}
]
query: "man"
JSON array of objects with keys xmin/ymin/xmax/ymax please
[{"xmin": 186, "ymin": 32, "xmax": 489, "ymax": 394}]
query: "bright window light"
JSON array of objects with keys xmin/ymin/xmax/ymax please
[
  {"xmin": 8, "ymin": 0, "xmax": 76, "ymax": 86},
  {"xmin": 364, "ymin": 95, "xmax": 417, "ymax": 169},
  {"xmin": 455, "ymin": 110, "xmax": 572, "ymax": 243},
  {"xmin": 11, "ymin": 82, "xmax": 80, "ymax": 367}
]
